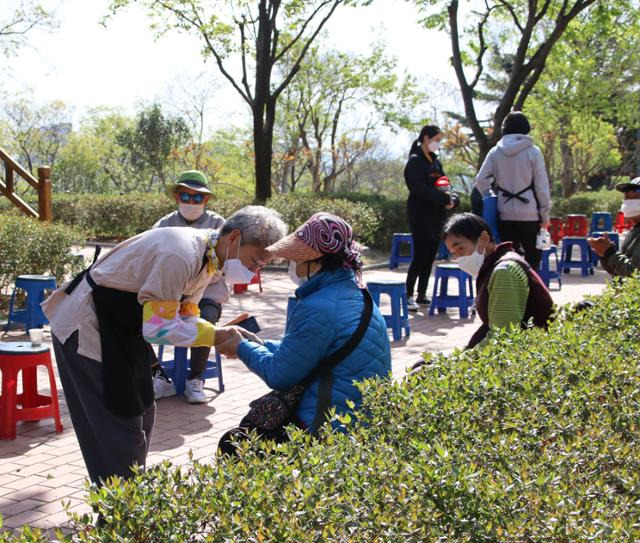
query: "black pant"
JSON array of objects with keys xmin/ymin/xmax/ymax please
[
  {"xmin": 53, "ymin": 331, "xmax": 156, "ymax": 485},
  {"xmin": 406, "ymin": 233, "xmax": 440, "ymax": 299},
  {"xmin": 498, "ymin": 220, "xmax": 541, "ymax": 269}
]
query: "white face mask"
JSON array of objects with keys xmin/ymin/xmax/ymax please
[
  {"xmin": 288, "ymin": 260, "xmax": 305, "ymax": 286},
  {"xmin": 179, "ymin": 203, "xmax": 205, "ymax": 222},
  {"xmin": 621, "ymin": 199, "xmax": 640, "ymax": 219},
  {"xmin": 428, "ymin": 141, "xmax": 441, "ymax": 152},
  {"xmin": 221, "ymin": 236, "xmax": 255, "ymax": 285},
  {"xmin": 457, "ymin": 242, "xmax": 485, "ymax": 278}
]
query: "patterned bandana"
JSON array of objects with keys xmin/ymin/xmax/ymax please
[{"xmin": 295, "ymin": 212, "xmax": 363, "ymax": 271}]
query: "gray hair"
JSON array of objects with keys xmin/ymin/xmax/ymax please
[{"xmin": 220, "ymin": 205, "xmax": 287, "ymax": 247}]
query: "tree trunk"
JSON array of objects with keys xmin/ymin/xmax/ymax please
[{"xmin": 559, "ymin": 128, "xmax": 574, "ymax": 197}]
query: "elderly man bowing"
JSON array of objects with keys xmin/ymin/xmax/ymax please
[{"xmin": 43, "ymin": 205, "xmax": 287, "ymax": 486}]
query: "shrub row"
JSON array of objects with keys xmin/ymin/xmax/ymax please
[
  {"xmin": 551, "ymin": 188, "xmax": 623, "ymax": 219},
  {"xmin": 5, "ymin": 274, "xmax": 640, "ymax": 541},
  {"xmin": 35, "ymin": 193, "xmax": 383, "ymax": 246},
  {"xmin": 0, "ymin": 213, "xmax": 84, "ymax": 295}
]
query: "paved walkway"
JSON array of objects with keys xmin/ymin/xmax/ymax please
[{"xmin": 0, "ymin": 263, "xmax": 611, "ymax": 534}]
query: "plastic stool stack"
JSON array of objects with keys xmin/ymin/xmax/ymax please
[
  {"xmin": 589, "ymin": 212, "xmax": 613, "ymax": 235},
  {"xmin": 0, "ymin": 342, "xmax": 63, "ymax": 439},
  {"xmin": 366, "ymin": 280, "xmax": 410, "ymax": 341},
  {"xmin": 388, "ymin": 233, "xmax": 413, "ymax": 269},
  {"xmin": 538, "ymin": 246, "xmax": 562, "ymax": 289},
  {"xmin": 564, "ymin": 215, "xmax": 589, "ymax": 237},
  {"xmin": 158, "ymin": 346, "xmax": 224, "ymax": 395},
  {"xmin": 429, "ymin": 264, "xmax": 474, "ymax": 318},
  {"xmin": 6, "ymin": 275, "xmax": 57, "ymax": 331}
]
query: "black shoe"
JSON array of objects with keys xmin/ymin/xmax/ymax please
[{"xmin": 415, "ymin": 297, "xmax": 430, "ymax": 305}]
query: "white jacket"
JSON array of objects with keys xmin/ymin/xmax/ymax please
[{"xmin": 476, "ymin": 134, "xmax": 551, "ymax": 224}]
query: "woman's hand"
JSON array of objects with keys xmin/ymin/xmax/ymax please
[{"xmin": 236, "ymin": 328, "xmax": 263, "ymax": 345}]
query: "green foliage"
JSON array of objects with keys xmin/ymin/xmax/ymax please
[
  {"xmin": 6, "ymin": 272, "xmax": 640, "ymax": 541},
  {"xmin": 267, "ymin": 193, "xmax": 380, "ymax": 246},
  {"xmin": 46, "ymin": 193, "xmax": 381, "ymax": 246},
  {"xmin": 552, "ymin": 189, "xmax": 623, "ymax": 218},
  {"xmin": 116, "ymin": 103, "xmax": 191, "ymax": 190},
  {"xmin": 49, "ymin": 193, "xmax": 249, "ymax": 240},
  {"xmin": 0, "ymin": 213, "xmax": 84, "ymax": 294}
]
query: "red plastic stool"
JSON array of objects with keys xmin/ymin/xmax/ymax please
[
  {"xmin": 0, "ymin": 342, "xmax": 63, "ymax": 439},
  {"xmin": 549, "ymin": 217, "xmax": 565, "ymax": 246},
  {"xmin": 232, "ymin": 269, "xmax": 263, "ymax": 295},
  {"xmin": 564, "ymin": 214, "xmax": 588, "ymax": 237},
  {"xmin": 614, "ymin": 211, "xmax": 634, "ymax": 233}
]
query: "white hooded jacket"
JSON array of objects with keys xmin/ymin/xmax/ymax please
[{"xmin": 475, "ymin": 134, "xmax": 551, "ymax": 224}]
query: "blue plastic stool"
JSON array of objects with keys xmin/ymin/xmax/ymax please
[
  {"xmin": 157, "ymin": 345, "xmax": 224, "ymax": 396},
  {"xmin": 436, "ymin": 240, "xmax": 450, "ymax": 261},
  {"xmin": 589, "ymin": 212, "xmax": 613, "ymax": 235},
  {"xmin": 388, "ymin": 233, "xmax": 413, "ymax": 269},
  {"xmin": 590, "ymin": 231, "xmax": 620, "ymax": 266},
  {"xmin": 538, "ymin": 245, "xmax": 562, "ymax": 289},
  {"xmin": 561, "ymin": 237, "xmax": 594, "ymax": 276},
  {"xmin": 6, "ymin": 275, "xmax": 57, "ymax": 331},
  {"xmin": 429, "ymin": 264, "xmax": 474, "ymax": 318},
  {"xmin": 366, "ymin": 280, "xmax": 410, "ymax": 341},
  {"xmin": 482, "ymin": 194, "xmax": 501, "ymax": 243}
]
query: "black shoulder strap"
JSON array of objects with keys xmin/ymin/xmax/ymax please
[
  {"xmin": 307, "ymin": 288, "xmax": 374, "ymax": 434},
  {"xmin": 64, "ymin": 245, "xmax": 102, "ymax": 295}
]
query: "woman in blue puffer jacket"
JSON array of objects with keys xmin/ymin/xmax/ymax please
[{"xmin": 217, "ymin": 212, "xmax": 391, "ymax": 455}]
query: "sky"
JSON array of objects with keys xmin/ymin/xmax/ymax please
[{"xmin": 2, "ymin": 0, "xmax": 462, "ymax": 151}]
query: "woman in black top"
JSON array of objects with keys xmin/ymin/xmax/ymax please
[{"xmin": 404, "ymin": 124, "xmax": 458, "ymax": 310}]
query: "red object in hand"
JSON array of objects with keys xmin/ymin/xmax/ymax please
[{"xmin": 435, "ymin": 176, "xmax": 451, "ymax": 191}]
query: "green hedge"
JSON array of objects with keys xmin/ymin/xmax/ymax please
[
  {"xmin": 6, "ymin": 274, "xmax": 640, "ymax": 541},
  {"xmin": 551, "ymin": 189, "xmax": 623, "ymax": 219},
  {"xmin": 0, "ymin": 213, "xmax": 84, "ymax": 296},
  {"xmin": 45, "ymin": 193, "xmax": 382, "ymax": 246}
]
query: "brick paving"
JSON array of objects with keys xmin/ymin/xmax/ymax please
[{"xmin": 0, "ymin": 262, "xmax": 611, "ymax": 534}]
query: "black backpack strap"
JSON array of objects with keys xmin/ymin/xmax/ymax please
[{"xmin": 307, "ymin": 289, "xmax": 374, "ymax": 434}]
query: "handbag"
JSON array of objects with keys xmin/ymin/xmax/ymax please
[{"xmin": 241, "ymin": 289, "xmax": 374, "ymax": 433}]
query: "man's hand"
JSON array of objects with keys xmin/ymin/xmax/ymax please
[
  {"xmin": 216, "ymin": 327, "xmax": 244, "ymax": 358},
  {"xmin": 540, "ymin": 220, "xmax": 551, "ymax": 230},
  {"xmin": 588, "ymin": 233, "xmax": 614, "ymax": 258}
]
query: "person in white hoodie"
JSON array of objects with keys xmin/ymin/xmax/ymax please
[{"xmin": 475, "ymin": 112, "xmax": 551, "ymax": 269}]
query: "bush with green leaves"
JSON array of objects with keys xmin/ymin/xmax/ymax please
[
  {"xmin": 0, "ymin": 213, "xmax": 84, "ymax": 295},
  {"xmin": 46, "ymin": 193, "xmax": 382, "ymax": 246},
  {"xmin": 5, "ymin": 274, "xmax": 640, "ymax": 542},
  {"xmin": 552, "ymin": 188, "xmax": 623, "ymax": 219}
]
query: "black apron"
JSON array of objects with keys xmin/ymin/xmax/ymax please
[{"xmin": 65, "ymin": 248, "xmax": 154, "ymax": 417}]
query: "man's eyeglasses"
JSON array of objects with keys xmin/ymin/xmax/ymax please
[{"xmin": 178, "ymin": 192, "xmax": 206, "ymax": 204}]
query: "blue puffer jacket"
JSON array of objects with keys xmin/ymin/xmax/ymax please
[{"xmin": 237, "ymin": 268, "xmax": 392, "ymax": 430}]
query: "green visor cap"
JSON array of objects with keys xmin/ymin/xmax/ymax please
[{"xmin": 168, "ymin": 170, "xmax": 212, "ymax": 194}]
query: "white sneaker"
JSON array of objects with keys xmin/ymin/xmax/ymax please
[
  {"xmin": 185, "ymin": 378, "xmax": 207, "ymax": 404},
  {"xmin": 153, "ymin": 373, "xmax": 176, "ymax": 399},
  {"xmin": 407, "ymin": 297, "xmax": 420, "ymax": 311}
]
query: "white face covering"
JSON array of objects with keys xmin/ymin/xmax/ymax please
[
  {"xmin": 179, "ymin": 203, "xmax": 205, "ymax": 222},
  {"xmin": 621, "ymin": 199, "xmax": 640, "ymax": 219},
  {"xmin": 428, "ymin": 141, "xmax": 441, "ymax": 152},
  {"xmin": 221, "ymin": 236, "xmax": 255, "ymax": 284},
  {"xmin": 457, "ymin": 242, "xmax": 485, "ymax": 278},
  {"xmin": 288, "ymin": 260, "xmax": 304, "ymax": 286}
]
